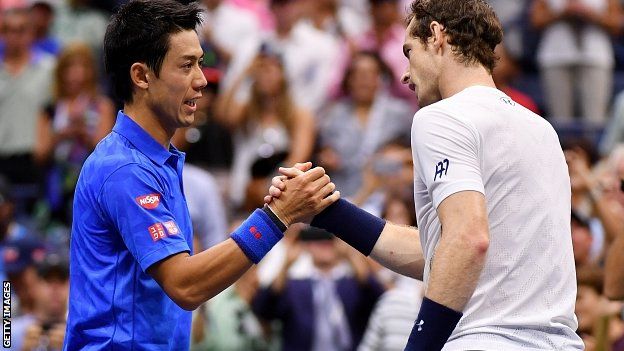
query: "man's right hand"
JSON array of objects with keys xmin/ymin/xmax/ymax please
[
  {"xmin": 267, "ymin": 163, "xmax": 340, "ymax": 225},
  {"xmin": 263, "ymin": 162, "xmax": 310, "ymax": 204}
]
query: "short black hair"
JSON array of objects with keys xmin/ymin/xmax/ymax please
[{"xmin": 103, "ymin": 0, "xmax": 203, "ymax": 103}]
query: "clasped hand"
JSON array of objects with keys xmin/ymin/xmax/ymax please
[{"xmin": 265, "ymin": 162, "xmax": 340, "ymax": 226}]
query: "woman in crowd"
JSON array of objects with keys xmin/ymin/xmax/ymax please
[
  {"xmin": 34, "ymin": 42, "xmax": 115, "ymax": 225},
  {"xmin": 530, "ymin": 0, "xmax": 622, "ymax": 124},
  {"xmin": 318, "ymin": 51, "xmax": 413, "ymax": 197},
  {"xmin": 217, "ymin": 51, "xmax": 315, "ymax": 207}
]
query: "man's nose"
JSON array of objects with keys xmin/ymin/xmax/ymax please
[{"xmin": 401, "ymin": 71, "xmax": 410, "ymax": 85}]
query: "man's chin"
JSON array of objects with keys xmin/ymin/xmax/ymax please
[{"xmin": 179, "ymin": 113, "xmax": 195, "ymax": 127}]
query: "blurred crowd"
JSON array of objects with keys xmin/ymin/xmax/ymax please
[{"xmin": 0, "ymin": 0, "xmax": 624, "ymax": 350}]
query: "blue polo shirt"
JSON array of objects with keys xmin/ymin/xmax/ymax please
[{"xmin": 64, "ymin": 111, "xmax": 193, "ymax": 350}]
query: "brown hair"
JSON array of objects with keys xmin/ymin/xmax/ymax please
[
  {"xmin": 340, "ymin": 51, "xmax": 392, "ymax": 96},
  {"xmin": 242, "ymin": 57, "xmax": 296, "ymax": 136},
  {"xmin": 406, "ymin": 0, "xmax": 503, "ymax": 73},
  {"xmin": 53, "ymin": 43, "xmax": 98, "ymax": 100}
]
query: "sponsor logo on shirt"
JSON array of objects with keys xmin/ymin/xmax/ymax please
[
  {"xmin": 416, "ymin": 319, "xmax": 424, "ymax": 331},
  {"xmin": 250, "ymin": 226, "xmax": 262, "ymax": 239},
  {"xmin": 434, "ymin": 158, "xmax": 449, "ymax": 181},
  {"xmin": 136, "ymin": 194, "xmax": 161, "ymax": 209},
  {"xmin": 148, "ymin": 223, "xmax": 167, "ymax": 242},
  {"xmin": 500, "ymin": 96, "xmax": 516, "ymax": 106},
  {"xmin": 163, "ymin": 221, "xmax": 180, "ymax": 236}
]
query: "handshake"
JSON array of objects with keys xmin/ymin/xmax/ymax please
[{"xmin": 262, "ymin": 162, "xmax": 341, "ymax": 227}]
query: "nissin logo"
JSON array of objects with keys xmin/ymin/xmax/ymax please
[
  {"xmin": 250, "ymin": 226, "xmax": 262, "ymax": 239},
  {"xmin": 136, "ymin": 194, "xmax": 161, "ymax": 209}
]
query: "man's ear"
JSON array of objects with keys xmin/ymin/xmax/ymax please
[
  {"xmin": 130, "ymin": 63, "xmax": 150, "ymax": 91},
  {"xmin": 429, "ymin": 21, "xmax": 445, "ymax": 53}
]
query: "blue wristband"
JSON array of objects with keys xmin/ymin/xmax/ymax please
[
  {"xmin": 310, "ymin": 198, "xmax": 385, "ymax": 256},
  {"xmin": 404, "ymin": 297, "xmax": 463, "ymax": 351},
  {"xmin": 231, "ymin": 209, "xmax": 284, "ymax": 264}
]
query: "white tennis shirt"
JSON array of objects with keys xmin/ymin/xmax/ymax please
[{"xmin": 411, "ymin": 85, "xmax": 584, "ymax": 350}]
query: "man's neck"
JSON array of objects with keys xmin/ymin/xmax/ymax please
[
  {"xmin": 3, "ymin": 50, "xmax": 31, "ymax": 75},
  {"xmin": 123, "ymin": 103, "xmax": 173, "ymax": 149},
  {"xmin": 438, "ymin": 62, "xmax": 496, "ymax": 100}
]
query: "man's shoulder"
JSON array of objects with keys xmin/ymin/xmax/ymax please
[
  {"xmin": 412, "ymin": 101, "xmax": 473, "ymax": 131},
  {"xmin": 81, "ymin": 133, "xmax": 153, "ymax": 187}
]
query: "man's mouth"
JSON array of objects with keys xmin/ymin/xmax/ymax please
[{"xmin": 184, "ymin": 98, "xmax": 198, "ymax": 107}]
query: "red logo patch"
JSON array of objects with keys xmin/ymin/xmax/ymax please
[
  {"xmin": 148, "ymin": 223, "xmax": 166, "ymax": 242},
  {"xmin": 250, "ymin": 226, "xmax": 262, "ymax": 239},
  {"xmin": 163, "ymin": 220, "xmax": 180, "ymax": 236},
  {"xmin": 136, "ymin": 194, "xmax": 161, "ymax": 209}
]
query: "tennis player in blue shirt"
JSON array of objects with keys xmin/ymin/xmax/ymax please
[{"xmin": 63, "ymin": 1, "xmax": 340, "ymax": 349}]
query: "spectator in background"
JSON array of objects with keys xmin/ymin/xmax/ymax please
[
  {"xmin": 0, "ymin": 177, "xmax": 31, "ymax": 240},
  {"xmin": 605, "ymin": 214, "xmax": 624, "ymax": 300},
  {"xmin": 600, "ymin": 92, "xmax": 624, "ymax": 156},
  {"xmin": 0, "ymin": 177, "xmax": 34, "ymax": 284},
  {"xmin": 198, "ymin": 0, "xmax": 261, "ymax": 68},
  {"xmin": 571, "ymin": 211, "xmax": 599, "ymax": 268},
  {"xmin": 218, "ymin": 53, "xmax": 315, "ymax": 207},
  {"xmin": 3, "ymin": 236, "xmax": 46, "ymax": 318},
  {"xmin": 229, "ymin": 0, "xmax": 275, "ymax": 31},
  {"xmin": 191, "ymin": 258, "xmax": 275, "ymax": 350},
  {"xmin": 357, "ymin": 192, "xmax": 423, "ymax": 351},
  {"xmin": 354, "ymin": 0, "xmax": 412, "ymax": 102},
  {"xmin": 34, "ymin": 43, "xmax": 115, "ymax": 226},
  {"xmin": 181, "ymin": 163, "xmax": 229, "ymax": 251},
  {"xmin": 492, "ymin": 44, "xmax": 540, "ymax": 114},
  {"xmin": 30, "ymin": 1, "xmax": 61, "ymax": 56},
  {"xmin": 530, "ymin": 0, "xmax": 622, "ymax": 124},
  {"xmin": 14, "ymin": 251, "xmax": 69, "ymax": 351},
  {"xmin": 358, "ymin": 276, "xmax": 424, "ymax": 351},
  {"xmin": 604, "ymin": 145, "xmax": 624, "ymax": 299},
  {"xmin": 244, "ymin": 152, "xmax": 289, "ymax": 213},
  {"xmin": 565, "ymin": 141, "xmax": 624, "ymax": 262},
  {"xmin": 576, "ymin": 278, "xmax": 624, "ymax": 351},
  {"xmin": 0, "ymin": 0, "xmax": 26, "ymax": 12},
  {"xmin": 252, "ymin": 227, "xmax": 385, "ymax": 351},
  {"xmin": 0, "ymin": 8, "xmax": 54, "ymax": 205},
  {"xmin": 222, "ymin": 0, "xmax": 340, "ymax": 113},
  {"xmin": 304, "ymin": 0, "xmax": 370, "ymax": 99},
  {"xmin": 307, "ymin": 0, "xmax": 370, "ymax": 39},
  {"xmin": 350, "ymin": 140, "xmax": 414, "ymax": 216},
  {"xmin": 51, "ymin": 0, "xmax": 108, "ymax": 54},
  {"xmin": 318, "ymin": 52, "xmax": 412, "ymax": 197}
]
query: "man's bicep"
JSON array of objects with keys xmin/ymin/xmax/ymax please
[
  {"xmin": 99, "ymin": 164, "xmax": 190, "ymax": 272},
  {"xmin": 146, "ymin": 251, "xmax": 189, "ymax": 288},
  {"xmin": 437, "ymin": 191, "xmax": 488, "ymax": 236}
]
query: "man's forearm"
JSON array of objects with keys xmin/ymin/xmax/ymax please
[
  {"xmin": 425, "ymin": 231, "xmax": 489, "ymax": 312},
  {"xmin": 370, "ymin": 223, "xmax": 425, "ymax": 281},
  {"xmin": 149, "ymin": 239, "xmax": 253, "ymax": 310}
]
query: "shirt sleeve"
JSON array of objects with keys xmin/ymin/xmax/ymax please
[
  {"xmin": 411, "ymin": 107, "xmax": 484, "ymax": 209},
  {"xmin": 99, "ymin": 163, "xmax": 190, "ymax": 272}
]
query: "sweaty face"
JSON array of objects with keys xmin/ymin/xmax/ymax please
[
  {"xmin": 401, "ymin": 18, "xmax": 441, "ymax": 108},
  {"xmin": 146, "ymin": 30, "xmax": 207, "ymax": 131}
]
